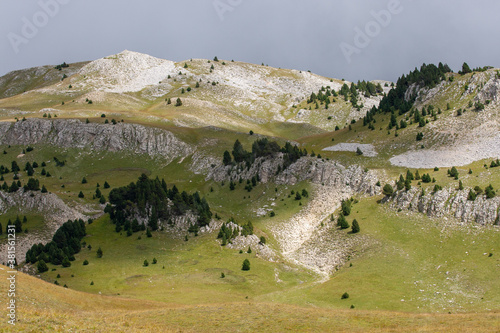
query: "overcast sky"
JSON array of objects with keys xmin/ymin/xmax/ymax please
[{"xmin": 1, "ymin": 0, "xmax": 499, "ymax": 82}]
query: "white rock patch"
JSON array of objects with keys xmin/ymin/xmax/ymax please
[
  {"xmin": 322, "ymin": 143, "xmax": 377, "ymax": 157},
  {"xmin": 390, "ymin": 133, "xmax": 500, "ymax": 168}
]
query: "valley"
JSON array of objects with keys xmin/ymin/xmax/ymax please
[{"xmin": 0, "ymin": 52, "xmax": 499, "ymax": 332}]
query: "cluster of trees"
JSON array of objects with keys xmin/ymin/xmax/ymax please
[
  {"xmin": 306, "ymin": 81, "xmax": 383, "ymax": 112},
  {"xmin": 217, "ymin": 218, "xmax": 253, "ymax": 246},
  {"xmin": 1, "ymin": 177, "xmax": 48, "ymax": 193},
  {"xmin": 54, "ymin": 62, "xmax": 69, "ymax": 70},
  {"xmin": 330, "ymin": 198, "xmax": 360, "ymax": 233},
  {"xmin": 106, "ymin": 174, "xmax": 212, "ymax": 233},
  {"xmin": 468, "ymin": 184, "xmax": 496, "ymax": 201},
  {"xmin": 25, "ymin": 219, "xmax": 87, "ymax": 272},
  {"xmin": 223, "ymin": 138, "xmax": 308, "ymax": 171},
  {"xmin": 383, "ymin": 165, "xmax": 497, "ymax": 201},
  {"xmin": 364, "ymin": 62, "xmax": 491, "ymax": 135},
  {"xmin": 368, "ymin": 63, "xmax": 451, "ymax": 127}
]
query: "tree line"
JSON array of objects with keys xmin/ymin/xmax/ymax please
[{"xmin": 223, "ymin": 138, "xmax": 308, "ymax": 170}]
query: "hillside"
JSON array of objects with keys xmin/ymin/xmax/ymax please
[
  {"xmin": 0, "ymin": 54, "xmax": 499, "ymax": 331},
  {"xmin": 0, "ymin": 50, "xmax": 388, "ymax": 137}
]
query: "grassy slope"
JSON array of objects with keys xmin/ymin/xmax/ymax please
[
  {"xmin": 1, "ymin": 66, "xmax": 499, "ymax": 330},
  {"xmin": 1, "ymin": 265, "xmax": 499, "ymax": 332}
]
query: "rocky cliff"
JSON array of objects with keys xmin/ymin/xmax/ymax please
[
  {"xmin": 0, "ymin": 118, "xmax": 194, "ymax": 163},
  {"xmin": 207, "ymin": 154, "xmax": 380, "ymax": 195},
  {"xmin": 387, "ymin": 187, "xmax": 500, "ymax": 225}
]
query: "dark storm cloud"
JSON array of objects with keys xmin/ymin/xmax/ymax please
[{"xmin": 1, "ymin": 0, "xmax": 499, "ymax": 82}]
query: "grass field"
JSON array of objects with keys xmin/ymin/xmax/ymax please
[{"xmin": 1, "ymin": 264, "xmax": 499, "ymax": 332}]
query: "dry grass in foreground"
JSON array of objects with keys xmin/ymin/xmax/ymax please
[{"xmin": 0, "ymin": 265, "xmax": 498, "ymax": 332}]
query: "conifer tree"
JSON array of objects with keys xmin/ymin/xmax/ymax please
[
  {"xmin": 37, "ymin": 260, "xmax": 48, "ymax": 273},
  {"xmin": 242, "ymin": 259, "xmax": 250, "ymax": 271},
  {"xmin": 351, "ymin": 219, "xmax": 360, "ymax": 233}
]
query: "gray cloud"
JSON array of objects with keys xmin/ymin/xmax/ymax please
[{"xmin": 1, "ymin": 0, "xmax": 499, "ymax": 82}]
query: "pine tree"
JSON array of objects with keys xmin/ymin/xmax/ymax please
[
  {"xmin": 143, "ymin": 259, "xmax": 149, "ymax": 267},
  {"xmin": 146, "ymin": 228, "xmax": 152, "ymax": 238},
  {"xmin": 461, "ymin": 62, "xmax": 472, "ymax": 74},
  {"xmin": 14, "ymin": 216, "xmax": 22, "ymax": 233},
  {"xmin": 223, "ymin": 150, "xmax": 232, "ymax": 165},
  {"xmin": 467, "ymin": 189, "xmax": 477, "ymax": 201},
  {"xmin": 341, "ymin": 200, "xmax": 351, "ymax": 216},
  {"xmin": 96, "ymin": 247, "xmax": 103, "ymax": 258},
  {"xmin": 242, "ymin": 259, "xmax": 250, "ymax": 271},
  {"xmin": 78, "ymin": 191, "xmax": 84, "ymax": 198},
  {"xmin": 103, "ymin": 181, "xmax": 110, "ymax": 189},
  {"xmin": 175, "ymin": 98, "xmax": 182, "ymax": 107},
  {"xmin": 41, "ymin": 185, "xmax": 48, "ymax": 193},
  {"xmin": 351, "ymin": 219, "xmax": 360, "ymax": 233},
  {"xmin": 247, "ymin": 246, "xmax": 252, "ymax": 254},
  {"xmin": 82, "ymin": 177, "xmax": 87, "ymax": 184},
  {"xmin": 37, "ymin": 260, "xmax": 48, "ymax": 273},
  {"xmin": 337, "ymin": 214, "xmax": 349, "ymax": 229}
]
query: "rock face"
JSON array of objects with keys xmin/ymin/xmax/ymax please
[
  {"xmin": 0, "ymin": 119, "xmax": 194, "ymax": 163},
  {"xmin": 388, "ymin": 187, "xmax": 500, "ymax": 225},
  {"xmin": 207, "ymin": 154, "xmax": 380, "ymax": 195}
]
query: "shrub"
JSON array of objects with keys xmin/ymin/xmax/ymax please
[
  {"xmin": 96, "ymin": 247, "xmax": 103, "ymax": 258},
  {"xmin": 37, "ymin": 260, "xmax": 48, "ymax": 273},
  {"xmin": 83, "ymin": 259, "xmax": 89, "ymax": 265},
  {"xmin": 485, "ymin": 185, "xmax": 496, "ymax": 199},
  {"xmin": 143, "ymin": 259, "xmax": 149, "ymax": 267},
  {"xmin": 62, "ymin": 257, "xmax": 71, "ymax": 267},
  {"xmin": 341, "ymin": 292, "xmax": 350, "ymax": 299},
  {"xmin": 382, "ymin": 184, "xmax": 394, "ymax": 196}
]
